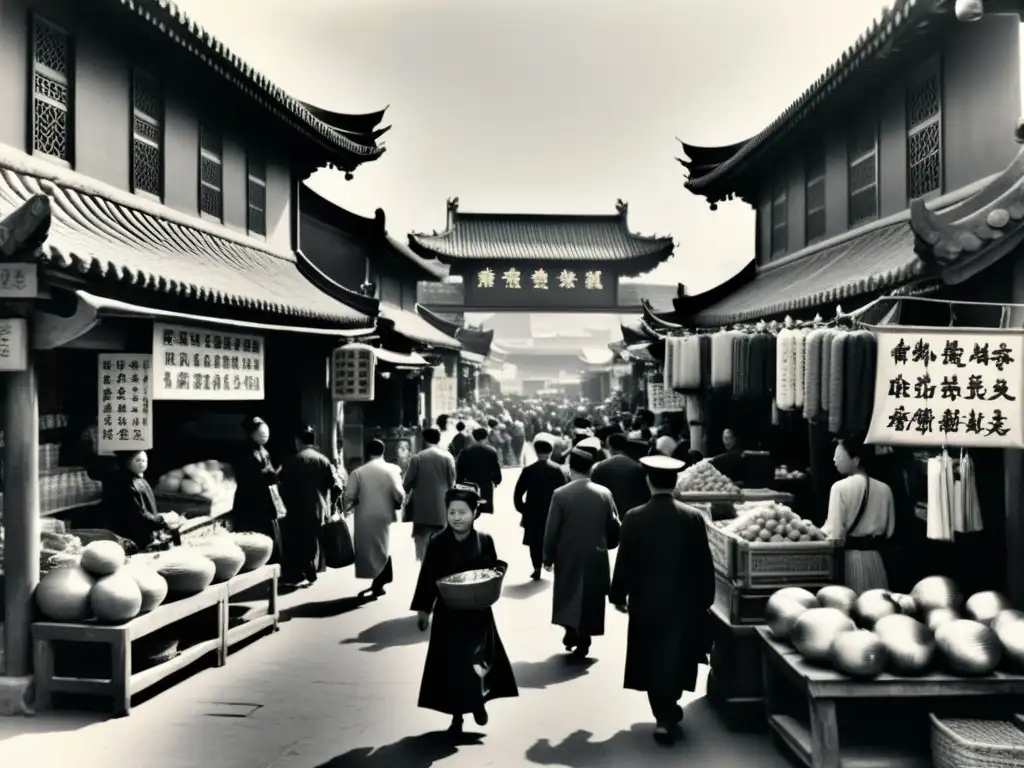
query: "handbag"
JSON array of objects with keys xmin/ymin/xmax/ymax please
[
  {"xmin": 321, "ymin": 511, "xmax": 355, "ymax": 569},
  {"xmin": 268, "ymin": 484, "xmax": 288, "ymax": 520}
]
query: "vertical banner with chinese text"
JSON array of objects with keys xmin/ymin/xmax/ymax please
[
  {"xmin": 98, "ymin": 354, "xmax": 153, "ymax": 455},
  {"xmin": 152, "ymin": 322, "xmax": 265, "ymax": 400},
  {"xmin": 865, "ymin": 327, "xmax": 1024, "ymax": 448}
]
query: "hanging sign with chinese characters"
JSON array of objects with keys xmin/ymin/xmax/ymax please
[
  {"xmin": 865, "ymin": 328, "xmax": 1024, "ymax": 449},
  {"xmin": 0, "ymin": 263, "xmax": 38, "ymax": 299},
  {"xmin": 152, "ymin": 322, "xmax": 265, "ymax": 401},
  {"xmin": 97, "ymin": 354, "xmax": 153, "ymax": 455},
  {"xmin": 461, "ymin": 261, "xmax": 618, "ymax": 310},
  {"xmin": 331, "ymin": 344, "xmax": 376, "ymax": 402},
  {"xmin": 430, "ymin": 366, "xmax": 458, "ymax": 419},
  {"xmin": 0, "ymin": 317, "xmax": 28, "ymax": 372}
]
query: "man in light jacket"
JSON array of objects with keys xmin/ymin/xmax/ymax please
[
  {"xmin": 343, "ymin": 439, "xmax": 406, "ymax": 598},
  {"xmin": 404, "ymin": 427, "xmax": 457, "ymax": 561}
]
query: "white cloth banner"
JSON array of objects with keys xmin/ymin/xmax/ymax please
[
  {"xmin": 866, "ymin": 327, "xmax": 1024, "ymax": 449},
  {"xmin": 152, "ymin": 322, "xmax": 265, "ymax": 401}
]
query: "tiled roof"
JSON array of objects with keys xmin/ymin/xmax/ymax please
[
  {"xmin": 910, "ymin": 144, "xmax": 1024, "ymax": 284},
  {"xmin": 379, "ymin": 305, "xmax": 461, "ymax": 350},
  {"xmin": 680, "ymin": 0, "xmax": 951, "ymax": 201},
  {"xmin": 415, "ymin": 304, "xmax": 494, "ymax": 357},
  {"xmin": 0, "ymin": 146, "xmax": 371, "ymax": 326},
  {"xmin": 408, "ymin": 199, "xmax": 674, "ymax": 267},
  {"xmin": 112, "ymin": 1, "xmax": 386, "ymax": 171}
]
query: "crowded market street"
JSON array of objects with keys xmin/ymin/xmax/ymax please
[{"xmin": 0, "ymin": 466, "xmax": 786, "ymax": 768}]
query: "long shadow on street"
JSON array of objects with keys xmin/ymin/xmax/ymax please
[
  {"xmin": 502, "ymin": 579, "xmax": 550, "ymax": 600},
  {"xmin": 315, "ymin": 731, "xmax": 483, "ymax": 767},
  {"xmin": 512, "ymin": 654, "xmax": 596, "ymax": 689},
  {"xmin": 339, "ymin": 615, "xmax": 427, "ymax": 652},
  {"xmin": 524, "ymin": 699, "xmax": 794, "ymax": 767},
  {"xmin": 280, "ymin": 596, "xmax": 371, "ymax": 623}
]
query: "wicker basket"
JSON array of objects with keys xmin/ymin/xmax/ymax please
[
  {"xmin": 436, "ymin": 561, "xmax": 507, "ymax": 611},
  {"xmin": 930, "ymin": 714, "xmax": 1024, "ymax": 768}
]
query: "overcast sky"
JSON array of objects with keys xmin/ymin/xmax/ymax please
[{"xmin": 174, "ymin": 0, "xmax": 890, "ymax": 292}]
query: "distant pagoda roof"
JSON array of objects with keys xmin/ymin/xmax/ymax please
[
  {"xmin": 677, "ymin": 0, "xmax": 953, "ymax": 205},
  {"xmin": 408, "ymin": 198, "xmax": 674, "ymax": 275}
]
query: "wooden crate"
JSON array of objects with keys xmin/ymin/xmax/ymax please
[
  {"xmin": 714, "ymin": 574, "xmax": 831, "ymax": 625},
  {"xmin": 707, "ymin": 525, "xmax": 838, "ymax": 588}
]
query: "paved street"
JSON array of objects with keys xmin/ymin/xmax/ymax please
[{"xmin": 0, "ymin": 468, "xmax": 789, "ymax": 767}]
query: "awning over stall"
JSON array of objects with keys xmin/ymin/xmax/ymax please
[
  {"xmin": 342, "ymin": 342, "xmax": 428, "ymax": 368},
  {"xmin": 379, "ymin": 306, "xmax": 461, "ymax": 350}
]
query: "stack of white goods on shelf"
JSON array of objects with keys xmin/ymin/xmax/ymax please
[
  {"xmin": 674, "ymin": 459, "xmax": 740, "ymax": 495},
  {"xmin": 725, "ymin": 500, "xmax": 827, "ymax": 543},
  {"xmin": 156, "ymin": 460, "xmax": 237, "ymax": 505}
]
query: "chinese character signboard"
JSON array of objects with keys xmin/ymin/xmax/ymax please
[
  {"xmin": 866, "ymin": 328, "xmax": 1024, "ymax": 449},
  {"xmin": 331, "ymin": 344, "xmax": 375, "ymax": 402},
  {"xmin": 152, "ymin": 322, "xmax": 265, "ymax": 401},
  {"xmin": 647, "ymin": 380, "xmax": 686, "ymax": 414},
  {"xmin": 430, "ymin": 366, "xmax": 458, "ymax": 418},
  {"xmin": 0, "ymin": 317, "xmax": 28, "ymax": 371},
  {"xmin": 462, "ymin": 262, "xmax": 618, "ymax": 310},
  {"xmin": 97, "ymin": 354, "xmax": 153, "ymax": 455},
  {"xmin": 0, "ymin": 263, "xmax": 38, "ymax": 299}
]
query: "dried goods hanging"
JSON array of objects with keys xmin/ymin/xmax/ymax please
[
  {"xmin": 926, "ymin": 451, "xmax": 955, "ymax": 542},
  {"xmin": 775, "ymin": 327, "xmax": 798, "ymax": 411},
  {"xmin": 710, "ymin": 330, "xmax": 742, "ymax": 389},
  {"xmin": 828, "ymin": 330, "xmax": 851, "ymax": 434},
  {"xmin": 793, "ymin": 327, "xmax": 808, "ymax": 411},
  {"xmin": 803, "ymin": 328, "xmax": 827, "ymax": 422},
  {"xmin": 955, "ymin": 450, "xmax": 983, "ymax": 534},
  {"xmin": 842, "ymin": 330, "xmax": 878, "ymax": 435},
  {"xmin": 732, "ymin": 334, "xmax": 750, "ymax": 400}
]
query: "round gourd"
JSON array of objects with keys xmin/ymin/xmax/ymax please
[
  {"xmin": 230, "ymin": 531, "xmax": 275, "ymax": 572},
  {"xmin": 831, "ymin": 629, "xmax": 888, "ymax": 679},
  {"xmin": 80, "ymin": 540, "xmax": 127, "ymax": 577},
  {"xmin": 936, "ymin": 619, "xmax": 1002, "ymax": 676},
  {"xmin": 157, "ymin": 475, "xmax": 183, "ymax": 493},
  {"xmin": 126, "ymin": 564, "xmax": 169, "ymax": 613},
  {"xmin": 190, "ymin": 540, "xmax": 246, "ymax": 582},
  {"xmin": 790, "ymin": 608, "xmax": 856, "ymax": 666},
  {"xmin": 875, "ymin": 614, "xmax": 936, "ymax": 675},
  {"xmin": 817, "ymin": 585, "xmax": 858, "ymax": 615},
  {"xmin": 994, "ymin": 610, "xmax": 1024, "ymax": 670},
  {"xmin": 154, "ymin": 550, "xmax": 217, "ymax": 595},
  {"xmin": 90, "ymin": 571, "xmax": 143, "ymax": 623},
  {"xmin": 911, "ymin": 576, "xmax": 963, "ymax": 614},
  {"xmin": 35, "ymin": 566, "xmax": 96, "ymax": 621},
  {"xmin": 965, "ymin": 591, "xmax": 1012, "ymax": 626},
  {"xmin": 851, "ymin": 590, "xmax": 900, "ymax": 629}
]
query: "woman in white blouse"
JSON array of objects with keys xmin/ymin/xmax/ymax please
[{"xmin": 822, "ymin": 438, "xmax": 896, "ymax": 594}]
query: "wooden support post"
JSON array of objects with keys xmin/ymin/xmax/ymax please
[{"xmin": 3, "ymin": 355, "xmax": 40, "ymax": 677}]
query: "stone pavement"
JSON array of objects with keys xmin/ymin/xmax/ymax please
[{"xmin": 0, "ymin": 469, "xmax": 792, "ymax": 768}]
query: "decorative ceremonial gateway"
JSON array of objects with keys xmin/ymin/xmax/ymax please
[{"xmin": 408, "ymin": 199, "xmax": 674, "ymax": 312}]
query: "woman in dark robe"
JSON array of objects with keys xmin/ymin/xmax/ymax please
[
  {"xmin": 231, "ymin": 416, "xmax": 284, "ymax": 563},
  {"xmin": 102, "ymin": 449, "xmax": 169, "ymax": 553},
  {"xmin": 412, "ymin": 483, "xmax": 518, "ymax": 734}
]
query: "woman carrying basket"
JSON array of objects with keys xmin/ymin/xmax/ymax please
[{"xmin": 411, "ymin": 483, "xmax": 519, "ymax": 734}]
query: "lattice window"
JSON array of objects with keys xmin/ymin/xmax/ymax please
[
  {"xmin": 805, "ymin": 145, "xmax": 826, "ymax": 244},
  {"xmin": 31, "ymin": 17, "xmax": 72, "ymax": 162},
  {"xmin": 131, "ymin": 70, "xmax": 162, "ymax": 198},
  {"xmin": 907, "ymin": 67, "xmax": 942, "ymax": 199},
  {"xmin": 199, "ymin": 124, "xmax": 223, "ymax": 220},
  {"xmin": 848, "ymin": 113, "xmax": 878, "ymax": 226},
  {"xmin": 770, "ymin": 180, "xmax": 788, "ymax": 258},
  {"xmin": 247, "ymin": 149, "xmax": 267, "ymax": 236}
]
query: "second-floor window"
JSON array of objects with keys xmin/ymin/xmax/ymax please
[
  {"xmin": 199, "ymin": 124, "xmax": 223, "ymax": 221},
  {"xmin": 907, "ymin": 65, "xmax": 942, "ymax": 199},
  {"xmin": 30, "ymin": 17, "xmax": 72, "ymax": 163},
  {"xmin": 131, "ymin": 70, "xmax": 162, "ymax": 198},
  {"xmin": 247, "ymin": 151, "xmax": 266, "ymax": 237},
  {"xmin": 848, "ymin": 114, "xmax": 878, "ymax": 226},
  {"xmin": 771, "ymin": 179, "xmax": 788, "ymax": 258},
  {"xmin": 805, "ymin": 146, "xmax": 826, "ymax": 244}
]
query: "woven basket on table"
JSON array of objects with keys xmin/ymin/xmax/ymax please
[
  {"xmin": 930, "ymin": 714, "xmax": 1024, "ymax": 768},
  {"xmin": 436, "ymin": 561, "xmax": 507, "ymax": 611}
]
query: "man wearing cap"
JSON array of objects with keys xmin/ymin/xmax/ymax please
[
  {"xmin": 513, "ymin": 434, "xmax": 567, "ymax": 580},
  {"xmin": 404, "ymin": 427, "xmax": 457, "ymax": 561},
  {"xmin": 543, "ymin": 445, "xmax": 621, "ymax": 659},
  {"xmin": 609, "ymin": 454, "xmax": 714, "ymax": 746},
  {"xmin": 591, "ymin": 432, "xmax": 650, "ymax": 519}
]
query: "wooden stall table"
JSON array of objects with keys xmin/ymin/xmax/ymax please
[
  {"xmin": 225, "ymin": 564, "xmax": 280, "ymax": 649},
  {"xmin": 32, "ymin": 585, "xmax": 229, "ymax": 716},
  {"xmin": 757, "ymin": 627, "xmax": 1024, "ymax": 768}
]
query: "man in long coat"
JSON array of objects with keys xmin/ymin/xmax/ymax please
[
  {"xmin": 343, "ymin": 439, "xmax": 406, "ymax": 598},
  {"xmin": 278, "ymin": 425, "xmax": 342, "ymax": 588},
  {"xmin": 455, "ymin": 427, "xmax": 503, "ymax": 514},
  {"xmin": 404, "ymin": 427, "xmax": 457, "ymax": 561},
  {"xmin": 513, "ymin": 434, "xmax": 566, "ymax": 580},
  {"xmin": 609, "ymin": 455, "xmax": 714, "ymax": 746},
  {"xmin": 542, "ymin": 446, "xmax": 620, "ymax": 659},
  {"xmin": 590, "ymin": 432, "xmax": 650, "ymax": 517}
]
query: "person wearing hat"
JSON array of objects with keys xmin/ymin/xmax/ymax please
[
  {"xmin": 590, "ymin": 433, "xmax": 650, "ymax": 520},
  {"xmin": 609, "ymin": 454, "xmax": 714, "ymax": 746},
  {"xmin": 455, "ymin": 427, "xmax": 503, "ymax": 515},
  {"xmin": 513, "ymin": 434, "xmax": 568, "ymax": 579},
  {"xmin": 404, "ymin": 427, "xmax": 457, "ymax": 562},
  {"xmin": 542, "ymin": 444, "xmax": 621, "ymax": 660},
  {"xmin": 277, "ymin": 425, "xmax": 343, "ymax": 587},
  {"xmin": 412, "ymin": 483, "xmax": 519, "ymax": 733},
  {"xmin": 232, "ymin": 416, "xmax": 284, "ymax": 563},
  {"xmin": 343, "ymin": 439, "xmax": 406, "ymax": 598}
]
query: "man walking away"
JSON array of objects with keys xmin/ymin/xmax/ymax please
[
  {"xmin": 343, "ymin": 439, "xmax": 406, "ymax": 598},
  {"xmin": 591, "ymin": 433, "xmax": 651, "ymax": 517},
  {"xmin": 543, "ymin": 446, "xmax": 620, "ymax": 660},
  {"xmin": 455, "ymin": 427, "xmax": 503, "ymax": 515},
  {"xmin": 609, "ymin": 455, "xmax": 714, "ymax": 746},
  {"xmin": 513, "ymin": 434, "xmax": 566, "ymax": 580},
  {"xmin": 405, "ymin": 427, "xmax": 457, "ymax": 561},
  {"xmin": 449, "ymin": 421, "xmax": 469, "ymax": 459},
  {"xmin": 278, "ymin": 425, "xmax": 342, "ymax": 588}
]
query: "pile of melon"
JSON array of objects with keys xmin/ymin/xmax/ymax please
[
  {"xmin": 724, "ymin": 501, "xmax": 827, "ymax": 543},
  {"xmin": 674, "ymin": 460, "xmax": 740, "ymax": 495},
  {"xmin": 155, "ymin": 460, "xmax": 237, "ymax": 505}
]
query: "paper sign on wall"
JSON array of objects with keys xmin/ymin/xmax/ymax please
[
  {"xmin": 152, "ymin": 322, "xmax": 265, "ymax": 401},
  {"xmin": 97, "ymin": 353, "xmax": 153, "ymax": 455},
  {"xmin": 0, "ymin": 317, "xmax": 28, "ymax": 372}
]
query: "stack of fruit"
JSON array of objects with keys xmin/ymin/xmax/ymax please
[
  {"xmin": 675, "ymin": 460, "xmax": 740, "ymax": 496},
  {"xmin": 725, "ymin": 501, "xmax": 826, "ymax": 544}
]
